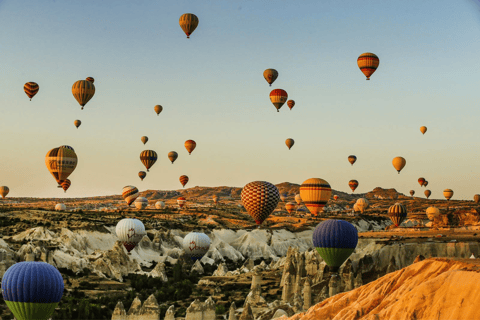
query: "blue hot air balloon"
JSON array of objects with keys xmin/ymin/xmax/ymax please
[
  {"xmin": 312, "ymin": 219, "xmax": 358, "ymax": 273},
  {"xmin": 1, "ymin": 261, "xmax": 64, "ymax": 320}
]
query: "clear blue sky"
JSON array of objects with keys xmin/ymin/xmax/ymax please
[{"xmin": 1, "ymin": 0, "xmax": 480, "ymax": 200}]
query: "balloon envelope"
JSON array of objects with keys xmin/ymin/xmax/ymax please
[
  {"xmin": 72, "ymin": 80, "xmax": 95, "ymax": 109},
  {"xmin": 139, "ymin": 171, "xmax": 146, "ymax": 181},
  {"xmin": 45, "ymin": 147, "xmax": 78, "ymax": 186},
  {"xmin": 388, "ymin": 203, "xmax": 407, "ymax": 227},
  {"xmin": 409, "ymin": 190, "xmax": 415, "ymax": 197},
  {"xmin": 348, "ymin": 155, "xmax": 357, "ymax": 166},
  {"xmin": 475, "ymin": 194, "xmax": 480, "ymax": 204},
  {"xmin": 116, "ymin": 218, "xmax": 146, "ymax": 253},
  {"xmin": 357, "ymin": 53, "xmax": 379, "ymax": 80},
  {"xmin": 263, "ymin": 69, "xmax": 278, "ymax": 86},
  {"xmin": 287, "ymin": 100, "xmax": 295, "ymax": 110},
  {"xmin": 443, "ymin": 189, "xmax": 453, "ymax": 200},
  {"xmin": 426, "ymin": 207, "xmax": 440, "ymax": 220},
  {"xmin": 134, "ymin": 197, "xmax": 148, "ymax": 210},
  {"xmin": 420, "ymin": 126, "xmax": 427, "ymax": 135},
  {"xmin": 168, "ymin": 151, "xmax": 178, "ymax": 164},
  {"xmin": 122, "ymin": 186, "xmax": 139, "ymax": 206},
  {"xmin": 155, "ymin": 201, "xmax": 166, "ymax": 209},
  {"xmin": 185, "ymin": 140, "xmax": 196, "ymax": 155},
  {"xmin": 424, "ymin": 190, "xmax": 431, "ymax": 199},
  {"xmin": 140, "ymin": 150, "xmax": 157, "ymax": 172},
  {"xmin": 285, "ymin": 202, "xmax": 296, "ymax": 214},
  {"xmin": 24, "ymin": 82, "xmax": 39, "ymax": 100},
  {"xmin": 74, "ymin": 120, "xmax": 81, "ymax": 128},
  {"xmin": 154, "ymin": 105, "xmax": 163, "ymax": 116},
  {"xmin": 269, "ymin": 89, "xmax": 288, "ymax": 112},
  {"xmin": 180, "ymin": 175, "xmax": 189, "ymax": 187},
  {"xmin": 285, "ymin": 138, "xmax": 294, "ymax": 150},
  {"xmin": 295, "ymin": 194, "xmax": 302, "ymax": 205},
  {"xmin": 392, "ymin": 157, "xmax": 406, "ymax": 174},
  {"xmin": 348, "ymin": 180, "xmax": 358, "ymax": 192},
  {"xmin": 55, "ymin": 203, "xmax": 66, "ymax": 211},
  {"xmin": 179, "ymin": 13, "xmax": 198, "ymax": 38},
  {"xmin": 241, "ymin": 181, "xmax": 280, "ymax": 225},
  {"xmin": 183, "ymin": 232, "xmax": 211, "ymax": 261},
  {"xmin": 418, "ymin": 178, "xmax": 425, "ymax": 187},
  {"xmin": 300, "ymin": 178, "xmax": 332, "ymax": 216},
  {"xmin": 177, "ymin": 197, "xmax": 186, "ymax": 208},
  {"xmin": 61, "ymin": 179, "xmax": 71, "ymax": 193},
  {"xmin": 0, "ymin": 186, "xmax": 9, "ymax": 198},
  {"xmin": 141, "ymin": 136, "xmax": 148, "ymax": 145}
]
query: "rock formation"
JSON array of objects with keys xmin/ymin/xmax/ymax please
[
  {"xmin": 112, "ymin": 294, "xmax": 161, "ymax": 320},
  {"xmin": 164, "ymin": 305, "xmax": 175, "ymax": 320},
  {"xmin": 238, "ymin": 301, "xmax": 255, "ymax": 320},
  {"xmin": 228, "ymin": 302, "xmax": 237, "ymax": 320},
  {"xmin": 185, "ymin": 297, "xmax": 216, "ymax": 320}
]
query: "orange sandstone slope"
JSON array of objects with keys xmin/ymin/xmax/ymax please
[{"xmin": 286, "ymin": 258, "xmax": 480, "ymax": 320}]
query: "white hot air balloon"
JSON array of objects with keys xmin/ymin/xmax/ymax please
[
  {"xmin": 426, "ymin": 207, "xmax": 440, "ymax": 221},
  {"xmin": 183, "ymin": 232, "xmax": 211, "ymax": 261},
  {"xmin": 55, "ymin": 203, "xmax": 66, "ymax": 211},
  {"xmin": 295, "ymin": 194, "xmax": 302, "ymax": 205},
  {"xmin": 116, "ymin": 218, "xmax": 146, "ymax": 255},
  {"xmin": 134, "ymin": 197, "xmax": 148, "ymax": 210},
  {"xmin": 355, "ymin": 198, "xmax": 369, "ymax": 213},
  {"xmin": 155, "ymin": 201, "xmax": 166, "ymax": 209}
]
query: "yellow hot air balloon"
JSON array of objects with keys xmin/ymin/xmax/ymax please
[
  {"xmin": 140, "ymin": 150, "xmax": 157, "ymax": 172},
  {"xmin": 420, "ymin": 126, "xmax": 427, "ymax": 135},
  {"xmin": 24, "ymin": 82, "xmax": 39, "ymax": 101},
  {"xmin": 285, "ymin": 138, "xmax": 294, "ymax": 150},
  {"xmin": 357, "ymin": 53, "xmax": 379, "ymax": 80},
  {"xmin": 72, "ymin": 80, "xmax": 95, "ymax": 110},
  {"xmin": 0, "ymin": 186, "xmax": 9, "ymax": 199},
  {"xmin": 263, "ymin": 69, "xmax": 278, "ymax": 87},
  {"xmin": 168, "ymin": 151, "xmax": 178, "ymax": 164},
  {"xmin": 392, "ymin": 157, "xmax": 406, "ymax": 174},
  {"xmin": 154, "ymin": 105, "xmax": 163, "ymax": 116},
  {"xmin": 45, "ymin": 147, "xmax": 78, "ymax": 187},
  {"xmin": 185, "ymin": 140, "xmax": 196, "ymax": 155},
  {"xmin": 179, "ymin": 13, "xmax": 199, "ymax": 39},
  {"xmin": 74, "ymin": 120, "xmax": 81, "ymax": 129},
  {"xmin": 299, "ymin": 178, "xmax": 332, "ymax": 216},
  {"xmin": 141, "ymin": 136, "xmax": 148, "ymax": 145},
  {"xmin": 443, "ymin": 189, "xmax": 453, "ymax": 201},
  {"xmin": 295, "ymin": 194, "xmax": 302, "ymax": 205},
  {"xmin": 285, "ymin": 202, "xmax": 296, "ymax": 214},
  {"xmin": 426, "ymin": 207, "xmax": 440, "ymax": 220}
]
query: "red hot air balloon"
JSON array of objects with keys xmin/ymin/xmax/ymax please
[
  {"xmin": 180, "ymin": 175, "xmax": 189, "ymax": 188},
  {"xmin": 269, "ymin": 89, "xmax": 288, "ymax": 112}
]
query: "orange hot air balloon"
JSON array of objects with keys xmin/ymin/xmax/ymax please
[
  {"xmin": 348, "ymin": 155, "xmax": 357, "ymax": 166},
  {"xmin": 263, "ymin": 69, "xmax": 278, "ymax": 86},
  {"xmin": 418, "ymin": 178, "xmax": 425, "ymax": 187},
  {"xmin": 285, "ymin": 138, "xmax": 294, "ymax": 150},
  {"xmin": 443, "ymin": 189, "xmax": 453, "ymax": 201},
  {"xmin": 86, "ymin": 77, "xmax": 94, "ymax": 83},
  {"xmin": 74, "ymin": 120, "xmax": 81, "ymax": 129},
  {"xmin": 61, "ymin": 179, "xmax": 71, "ymax": 193},
  {"xmin": 24, "ymin": 82, "xmax": 39, "ymax": 101},
  {"xmin": 287, "ymin": 100, "xmax": 295, "ymax": 110},
  {"xmin": 299, "ymin": 178, "xmax": 332, "ymax": 216},
  {"xmin": 392, "ymin": 157, "xmax": 406, "ymax": 174},
  {"xmin": 154, "ymin": 105, "xmax": 163, "ymax": 116},
  {"xmin": 420, "ymin": 126, "xmax": 427, "ymax": 135},
  {"xmin": 333, "ymin": 195, "xmax": 339, "ymax": 201},
  {"xmin": 180, "ymin": 175, "xmax": 189, "ymax": 188},
  {"xmin": 349, "ymin": 180, "xmax": 359, "ymax": 192},
  {"xmin": 424, "ymin": 190, "xmax": 431, "ymax": 199},
  {"xmin": 269, "ymin": 89, "xmax": 288, "ymax": 112},
  {"xmin": 177, "ymin": 197, "xmax": 186, "ymax": 208},
  {"xmin": 185, "ymin": 140, "xmax": 196, "ymax": 155},
  {"xmin": 475, "ymin": 194, "xmax": 480, "ymax": 204},
  {"xmin": 424, "ymin": 181, "xmax": 428, "ymax": 187},
  {"xmin": 179, "ymin": 13, "xmax": 198, "ymax": 39},
  {"xmin": 357, "ymin": 53, "xmax": 379, "ymax": 80},
  {"xmin": 285, "ymin": 202, "xmax": 296, "ymax": 214},
  {"xmin": 168, "ymin": 151, "xmax": 178, "ymax": 164},
  {"xmin": 138, "ymin": 171, "xmax": 146, "ymax": 181}
]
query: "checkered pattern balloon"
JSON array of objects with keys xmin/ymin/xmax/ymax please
[{"xmin": 241, "ymin": 181, "xmax": 280, "ymax": 225}]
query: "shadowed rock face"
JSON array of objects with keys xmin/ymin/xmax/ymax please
[{"xmin": 366, "ymin": 187, "xmax": 405, "ymax": 200}]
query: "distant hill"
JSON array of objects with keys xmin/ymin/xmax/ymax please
[{"xmin": 366, "ymin": 187, "xmax": 407, "ymax": 200}]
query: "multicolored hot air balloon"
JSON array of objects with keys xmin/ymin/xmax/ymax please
[
  {"xmin": 424, "ymin": 190, "xmax": 431, "ymax": 199},
  {"xmin": 348, "ymin": 180, "xmax": 358, "ymax": 192},
  {"xmin": 334, "ymin": 195, "xmax": 339, "ymax": 201},
  {"xmin": 285, "ymin": 202, "xmax": 296, "ymax": 214},
  {"xmin": 0, "ymin": 186, "xmax": 9, "ymax": 199},
  {"xmin": 59, "ymin": 145, "xmax": 75, "ymax": 152},
  {"xmin": 312, "ymin": 220, "xmax": 358, "ymax": 273},
  {"xmin": 61, "ymin": 179, "xmax": 71, "ymax": 193},
  {"xmin": 24, "ymin": 82, "xmax": 39, "ymax": 101},
  {"xmin": 141, "ymin": 136, "xmax": 148, "ymax": 145},
  {"xmin": 295, "ymin": 194, "xmax": 302, "ymax": 205},
  {"xmin": 134, "ymin": 197, "xmax": 148, "ymax": 210},
  {"xmin": 154, "ymin": 105, "xmax": 163, "ymax": 116},
  {"xmin": 287, "ymin": 100, "xmax": 295, "ymax": 110},
  {"xmin": 180, "ymin": 175, "xmax": 189, "ymax": 188},
  {"xmin": 418, "ymin": 178, "xmax": 425, "ymax": 187},
  {"xmin": 475, "ymin": 194, "xmax": 480, "ymax": 204},
  {"xmin": 263, "ymin": 69, "xmax": 278, "ymax": 86},
  {"xmin": 155, "ymin": 201, "xmax": 166, "ymax": 209},
  {"xmin": 426, "ymin": 207, "xmax": 440, "ymax": 220},
  {"xmin": 348, "ymin": 155, "xmax": 357, "ymax": 166},
  {"xmin": 45, "ymin": 147, "xmax": 78, "ymax": 187},
  {"xmin": 185, "ymin": 140, "xmax": 196, "ymax": 155},
  {"xmin": 285, "ymin": 138, "xmax": 294, "ymax": 150},
  {"xmin": 177, "ymin": 197, "xmax": 186, "ymax": 208},
  {"xmin": 355, "ymin": 198, "xmax": 369, "ymax": 213},
  {"xmin": 280, "ymin": 194, "xmax": 287, "ymax": 202},
  {"xmin": 443, "ymin": 189, "xmax": 453, "ymax": 201},
  {"xmin": 74, "ymin": 120, "xmax": 81, "ymax": 129},
  {"xmin": 392, "ymin": 157, "xmax": 406, "ymax": 174},
  {"xmin": 72, "ymin": 80, "xmax": 95, "ymax": 110},
  {"xmin": 86, "ymin": 77, "xmax": 94, "ymax": 83},
  {"xmin": 420, "ymin": 126, "xmax": 427, "ymax": 135},
  {"xmin": 241, "ymin": 181, "xmax": 280, "ymax": 225},
  {"xmin": 388, "ymin": 203, "xmax": 407, "ymax": 227},
  {"xmin": 183, "ymin": 232, "xmax": 211, "ymax": 261},
  {"xmin": 179, "ymin": 13, "xmax": 199, "ymax": 38},
  {"xmin": 300, "ymin": 178, "xmax": 332, "ymax": 216},
  {"xmin": 269, "ymin": 89, "xmax": 288, "ymax": 112},
  {"xmin": 1, "ymin": 261, "xmax": 64, "ymax": 320},
  {"xmin": 168, "ymin": 151, "xmax": 178, "ymax": 164},
  {"xmin": 357, "ymin": 53, "xmax": 379, "ymax": 80},
  {"xmin": 115, "ymin": 218, "xmax": 146, "ymax": 254},
  {"xmin": 139, "ymin": 171, "xmax": 146, "ymax": 181},
  {"xmin": 140, "ymin": 150, "xmax": 157, "ymax": 172},
  {"xmin": 410, "ymin": 190, "xmax": 415, "ymax": 197},
  {"xmin": 122, "ymin": 186, "xmax": 139, "ymax": 206}
]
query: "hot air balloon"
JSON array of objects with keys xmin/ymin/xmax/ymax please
[
  {"xmin": 312, "ymin": 220, "xmax": 358, "ymax": 273},
  {"xmin": 388, "ymin": 203, "xmax": 407, "ymax": 227},
  {"xmin": 295, "ymin": 194, "xmax": 302, "ymax": 205},
  {"xmin": 285, "ymin": 138, "xmax": 294, "ymax": 150},
  {"xmin": 424, "ymin": 181, "xmax": 429, "ymax": 187},
  {"xmin": 45, "ymin": 147, "xmax": 78, "ymax": 187},
  {"xmin": 155, "ymin": 201, "xmax": 166, "ymax": 209},
  {"xmin": 180, "ymin": 175, "xmax": 189, "ymax": 188},
  {"xmin": 269, "ymin": 89, "xmax": 288, "ymax": 112},
  {"xmin": 334, "ymin": 195, "xmax": 339, "ymax": 201},
  {"xmin": 443, "ymin": 189, "xmax": 453, "ymax": 201},
  {"xmin": 122, "ymin": 186, "xmax": 139, "ymax": 206},
  {"xmin": 154, "ymin": 105, "xmax": 163, "ymax": 116},
  {"xmin": 420, "ymin": 126, "xmax": 427, "ymax": 135},
  {"xmin": 355, "ymin": 198, "xmax": 369, "ymax": 213},
  {"xmin": 300, "ymin": 178, "xmax": 332, "ymax": 216},
  {"xmin": 86, "ymin": 77, "xmax": 94, "ymax": 83},
  {"xmin": 287, "ymin": 100, "xmax": 295, "ymax": 110},
  {"xmin": 424, "ymin": 190, "xmax": 431, "ymax": 199},
  {"xmin": 55, "ymin": 203, "xmax": 66, "ymax": 211},
  {"xmin": 263, "ymin": 69, "xmax": 278, "ymax": 86},
  {"xmin": 357, "ymin": 53, "xmax": 379, "ymax": 80},
  {"xmin": 139, "ymin": 171, "xmax": 146, "ymax": 181},
  {"xmin": 168, "ymin": 151, "xmax": 178, "ymax": 164},
  {"xmin": 285, "ymin": 202, "xmax": 296, "ymax": 214},
  {"xmin": 475, "ymin": 194, "xmax": 480, "ymax": 204},
  {"xmin": 241, "ymin": 181, "xmax": 280, "ymax": 225},
  {"xmin": 183, "ymin": 232, "xmax": 211, "ymax": 261},
  {"xmin": 61, "ymin": 179, "xmax": 71, "ymax": 193},
  {"xmin": 1, "ymin": 261, "xmax": 64, "ymax": 320},
  {"xmin": 348, "ymin": 155, "xmax": 357, "ymax": 166},
  {"xmin": 140, "ymin": 150, "xmax": 157, "ymax": 172},
  {"xmin": 418, "ymin": 178, "xmax": 425, "ymax": 187},
  {"xmin": 410, "ymin": 190, "xmax": 415, "ymax": 197},
  {"xmin": 348, "ymin": 180, "xmax": 358, "ymax": 192},
  {"xmin": 115, "ymin": 218, "xmax": 146, "ymax": 254},
  {"xmin": 426, "ymin": 207, "xmax": 440, "ymax": 220},
  {"xmin": 74, "ymin": 120, "xmax": 81, "ymax": 129},
  {"xmin": 72, "ymin": 80, "xmax": 95, "ymax": 110},
  {"xmin": 24, "ymin": 82, "xmax": 39, "ymax": 101},
  {"xmin": 177, "ymin": 197, "xmax": 186, "ymax": 208},
  {"xmin": 59, "ymin": 145, "xmax": 75, "ymax": 152},
  {"xmin": 392, "ymin": 157, "xmax": 406, "ymax": 174},
  {"xmin": 134, "ymin": 197, "xmax": 148, "ymax": 210},
  {"xmin": 280, "ymin": 194, "xmax": 287, "ymax": 202},
  {"xmin": 353, "ymin": 203, "xmax": 360, "ymax": 213},
  {"xmin": 179, "ymin": 13, "xmax": 198, "ymax": 38},
  {"xmin": 185, "ymin": 140, "xmax": 196, "ymax": 155},
  {"xmin": 213, "ymin": 195, "xmax": 219, "ymax": 205},
  {"xmin": 141, "ymin": 136, "xmax": 148, "ymax": 145},
  {"xmin": 0, "ymin": 186, "xmax": 9, "ymax": 199}
]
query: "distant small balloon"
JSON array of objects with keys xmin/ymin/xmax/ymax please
[
  {"xmin": 285, "ymin": 138, "xmax": 294, "ymax": 150},
  {"xmin": 168, "ymin": 151, "xmax": 178, "ymax": 164},
  {"xmin": 348, "ymin": 180, "xmax": 358, "ymax": 192},
  {"xmin": 269, "ymin": 89, "xmax": 288, "ymax": 112},
  {"xmin": 424, "ymin": 190, "xmax": 431, "ymax": 199},
  {"xmin": 138, "ymin": 171, "xmax": 146, "ymax": 181},
  {"xmin": 475, "ymin": 194, "xmax": 480, "ymax": 204},
  {"xmin": 0, "ymin": 186, "xmax": 9, "ymax": 199},
  {"xmin": 348, "ymin": 155, "xmax": 357, "ymax": 166},
  {"xmin": 179, "ymin": 13, "xmax": 199, "ymax": 38},
  {"xmin": 141, "ymin": 136, "xmax": 148, "ymax": 145},
  {"xmin": 154, "ymin": 105, "xmax": 163, "ymax": 116},
  {"xmin": 134, "ymin": 197, "xmax": 148, "ymax": 210},
  {"xmin": 357, "ymin": 52, "xmax": 379, "ymax": 80},
  {"xmin": 388, "ymin": 203, "xmax": 407, "ymax": 227},
  {"xmin": 24, "ymin": 82, "xmax": 39, "ymax": 101},
  {"xmin": 392, "ymin": 157, "xmax": 406, "ymax": 174},
  {"xmin": 122, "ymin": 186, "xmax": 139, "ymax": 206},
  {"xmin": 418, "ymin": 178, "xmax": 425, "ymax": 187},
  {"xmin": 74, "ymin": 120, "xmax": 81, "ymax": 129},
  {"xmin": 420, "ymin": 126, "xmax": 427, "ymax": 135},
  {"xmin": 443, "ymin": 189, "xmax": 453, "ymax": 201},
  {"xmin": 177, "ymin": 197, "xmax": 186, "ymax": 208},
  {"xmin": 426, "ymin": 207, "xmax": 440, "ymax": 220},
  {"xmin": 72, "ymin": 80, "xmax": 95, "ymax": 110},
  {"xmin": 287, "ymin": 100, "xmax": 295, "ymax": 110},
  {"xmin": 295, "ymin": 194, "xmax": 302, "ymax": 205},
  {"xmin": 409, "ymin": 190, "xmax": 415, "ymax": 197},
  {"xmin": 180, "ymin": 175, "xmax": 189, "ymax": 188},
  {"xmin": 155, "ymin": 201, "xmax": 166, "ymax": 209},
  {"xmin": 140, "ymin": 150, "xmax": 157, "ymax": 172},
  {"xmin": 333, "ymin": 195, "xmax": 339, "ymax": 201},
  {"xmin": 285, "ymin": 202, "xmax": 296, "ymax": 214},
  {"xmin": 263, "ymin": 69, "xmax": 278, "ymax": 86},
  {"xmin": 185, "ymin": 140, "xmax": 196, "ymax": 155}
]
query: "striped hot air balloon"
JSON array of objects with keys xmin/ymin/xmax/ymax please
[
  {"xmin": 140, "ymin": 150, "xmax": 157, "ymax": 172},
  {"xmin": 388, "ymin": 203, "xmax": 407, "ymax": 227},
  {"xmin": 155, "ymin": 201, "xmax": 166, "ymax": 209},
  {"xmin": 141, "ymin": 136, "xmax": 148, "ymax": 145},
  {"xmin": 179, "ymin": 13, "xmax": 199, "ymax": 38},
  {"xmin": 122, "ymin": 186, "xmax": 139, "ymax": 206},
  {"xmin": 312, "ymin": 220, "xmax": 358, "ymax": 273},
  {"xmin": 333, "ymin": 195, "xmax": 339, "ymax": 201},
  {"xmin": 168, "ymin": 151, "xmax": 178, "ymax": 164},
  {"xmin": 280, "ymin": 193, "xmax": 287, "ymax": 202},
  {"xmin": 285, "ymin": 138, "xmax": 294, "ymax": 150},
  {"xmin": 357, "ymin": 53, "xmax": 379, "ymax": 80},
  {"xmin": 285, "ymin": 202, "xmax": 296, "ymax": 214},
  {"xmin": 443, "ymin": 189, "xmax": 453, "ymax": 201},
  {"xmin": 0, "ymin": 186, "xmax": 9, "ymax": 199},
  {"xmin": 116, "ymin": 218, "xmax": 146, "ymax": 254},
  {"xmin": 263, "ymin": 69, "xmax": 278, "ymax": 86},
  {"xmin": 426, "ymin": 207, "xmax": 440, "ymax": 220},
  {"xmin": 1, "ymin": 261, "xmax": 64, "ymax": 320},
  {"xmin": 392, "ymin": 157, "xmax": 406, "ymax": 174},
  {"xmin": 475, "ymin": 194, "xmax": 480, "ymax": 204},
  {"xmin": 241, "ymin": 181, "xmax": 280, "ymax": 225},
  {"xmin": 183, "ymin": 232, "xmax": 211, "ymax": 261},
  {"xmin": 180, "ymin": 175, "xmax": 189, "ymax": 188},
  {"xmin": 61, "ymin": 179, "xmax": 71, "ymax": 193},
  {"xmin": 348, "ymin": 180, "xmax": 358, "ymax": 192},
  {"xmin": 86, "ymin": 77, "xmax": 94, "ymax": 83},
  {"xmin": 138, "ymin": 171, "xmax": 146, "ymax": 181},
  {"xmin": 348, "ymin": 155, "xmax": 357, "ymax": 166},
  {"xmin": 74, "ymin": 120, "xmax": 81, "ymax": 129},
  {"xmin": 300, "ymin": 178, "xmax": 332, "ymax": 216},
  {"xmin": 24, "ymin": 82, "xmax": 39, "ymax": 100},
  {"xmin": 134, "ymin": 197, "xmax": 148, "ymax": 210},
  {"xmin": 418, "ymin": 178, "xmax": 425, "ymax": 187},
  {"xmin": 177, "ymin": 197, "xmax": 186, "ymax": 208},
  {"xmin": 59, "ymin": 145, "xmax": 75, "ymax": 152},
  {"xmin": 154, "ymin": 105, "xmax": 163, "ymax": 116},
  {"xmin": 269, "ymin": 89, "xmax": 288, "ymax": 112},
  {"xmin": 424, "ymin": 190, "xmax": 431, "ymax": 199},
  {"xmin": 287, "ymin": 100, "xmax": 295, "ymax": 110},
  {"xmin": 410, "ymin": 190, "xmax": 415, "ymax": 197},
  {"xmin": 295, "ymin": 194, "xmax": 302, "ymax": 205},
  {"xmin": 185, "ymin": 140, "xmax": 196, "ymax": 155},
  {"xmin": 45, "ymin": 147, "xmax": 78, "ymax": 187},
  {"xmin": 355, "ymin": 198, "xmax": 369, "ymax": 213},
  {"xmin": 72, "ymin": 80, "xmax": 95, "ymax": 110}
]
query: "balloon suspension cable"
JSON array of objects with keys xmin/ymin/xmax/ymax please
[{"xmin": 366, "ymin": 78, "xmax": 370, "ymax": 80}]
